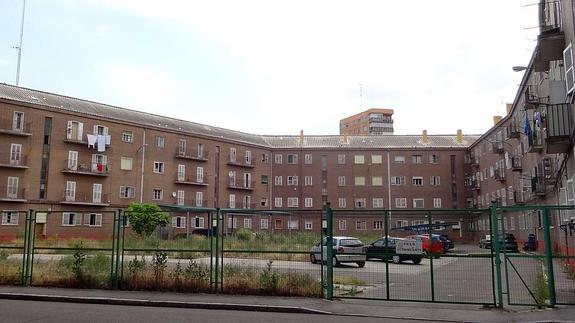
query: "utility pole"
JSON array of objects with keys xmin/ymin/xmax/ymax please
[{"xmin": 15, "ymin": 0, "xmax": 27, "ymax": 86}]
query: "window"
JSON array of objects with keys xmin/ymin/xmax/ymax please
[
  {"xmin": 337, "ymin": 176, "xmax": 346, "ymax": 186},
  {"xmin": 412, "ymin": 177, "xmax": 423, "ymax": 186},
  {"xmin": 13, "ymin": 111, "xmax": 24, "ymax": 131},
  {"xmin": 564, "ymin": 43, "xmax": 575, "ymax": 93},
  {"xmin": 261, "ymin": 198, "xmax": 268, "ymax": 207},
  {"xmin": 413, "ymin": 198, "xmax": 424, "ymax": 208},
  {"xmin": 178, "ymin": 139, "xmax": 187, "ymax": 155},
  {"xmin": 197, "ymin": 167, "xmax": 204, "ymax": 183},
  {"xmin": 171, "ymin": 216, "xmax": 186, "ymax": 228},
  {"xmin": 394, "ymin": 155, "xmax": 405, "ymax": 164},
  {"xmin": 354, "ymin": 176, "xmax": 365, "ymax": 186},
  {"xmin": 10, "ymin": 144, "xmax": 22, "ymax": 166},
  {"xmin": 177, "ymin": 164, "xmax": 186, "ymax": 181},
  {"xmin": 338, "ymin": 219, "xmax": 347, "ymax": 230},
  {"xmin": 429, "ymin": 154, "xmax": 439, "ymax": 164},
  {"xmin": 229, "ymin": 194, "xmax": 236, "ymax": 208},
  {"xmin": 305, "ymin": 221, "xmax": 313, "ymax": 230},
  {"xmin": 244, "ymin": 218, "xmax": 252, "ymax": 229},
  {"xmin": 304, "ymin": 197, "xmax": 313, "ymax": 208},
  {"xmin": 153, "ymin": 162, "xmax": 164, "ymax": 174},
  {"xmin": 391, "ymin": 176, "xmax": 405, "ymax": 185},
  {"xmin": 62, "ymin": 212, "xmax": 80, "ymax": 226},
  {"xmin": 274, "ymin": 154, "xmax": 282, "ymax": 164},
  {"xmin": 260, "ymin": 218, "xmax": 269, "ymax": 230},
  {"xmin": 93, "ymin": 183, "xmax": 102, "ymax": 203},
  {"xmin": 354, "ymin": 155, "xmax": 365, "ymax": 164},
  {"xmin": 245, "ymin": 150, "xmax": 252, "ymax": 164},
  {"xmin": 337, "ymin": 154, "xmax": 346, "ymax": 164},
  {"xmin": 372, "ymin": 176, "xmax": 383, "ymax": 186},
  {"xmin": 1, "ymin": 211, "xmax": 18, "ymax": 225},
  {"xmin": 338, "ymin": 198, "xmax": 346, "ymax": 208},
  {"xmin": 304, "ymin": 176, "xmax": 313, "ymax": 186},
  {"xmin": 354, "ymin": 198, "xmax": 366, "ymax": 208},
  {"xmin": 261, "ymin": 175, "xmax": 268, "ymax": 184},
  {"xmin": 287, "ymin": 197, "xmax": 299, "ymax": 207},
  {"xmin": 261, "ymin": 153, "xmax": 269, "ymax": 163},
  {"xmin": 122, "ymin": 131, "xmax": 133, "ymax": 143},
  {"xmin": 274, "ymin": 197, "xmax": 282, "ymax": 207},
  {"xmin": 194, "ymin": 217, "xmax": 205, "ymax": 228},
  {"xmin": 274, "ymin": 176, "xmax": 283, "ymax": 186},
  {"xmin": 65, "ymin": 181, "xmax": 76, "ymax": 201},
  {"xmin": 66, "ymin": 121, "xmax": 83, "ymax": 141},
  {"xmin": 244, "ymin": 195, "xmax": 252, "ymax": 209},
  {"xmin": 412, "ymin": 155, "xmax": 422, "ymax": 164},
  {"xmin": 153, "ymin": 189, "xmax": 163, "ymax": 200},
  {"xmin": 228, "ymin": 217, "xmax": 238, "ymax": 229},
  {"xmin": 197, "ymin": 143, "xmax": 204, "ymax": 158},
  {"xmin": 287, "ymin": 154, "xmax": 298, "ymax": 164},
  {"xmin": 430, "ymin": 176, "xmax": 440, "ymax": 186},
  {"xmin": 230, "ymin": 148, "xmax": 237, "ymax": 162},
  {"xmin": 356, "ymin": 221, "xmax": 367, "ymax": 230},
  {"xmin": 93, "ymin": 125, "xmax": 109, "ymax": 136},
  {"xmin": 287, "ymin": 176, "xmax": 298, "ymax": 185},
  {"xmin": 288, "ymin": 220, "xmax": 298, "ymax": 229},
  {"xmin": 120, "ymin": 157, "xmax": 133, "ymax": 170},
  {"xmin": 155, "ymin": 136, "xmax": 165, "ymax": 147},
  {"xmin": 177, "ymin": 190, "xmax": 185, "ymax": 205},
  {"xmin": 433, "ymin": 198, "xmax": 442, "ymax": 208},
  {"xmin": 304, "ymin": 154, "xmax": 313, "ymax": 164},
  {"xmin": 274, "ymin": 219, "xmax": 283, "ymax": 229},
  {"xmin": 395, "ymin": 198, "xmax": 407, "ymax": 208},
  {"xmin": 396, "ymin": 220, "xmax": 409, "ymax": 228},
  {"xmin": 371, "ymin": 155, "xmax": 382, "ymax": 164},
  {"xmin": 373, "ymin": 198, "xmax": 384, "ymax": 208},
  {"xmin": 195, "ymin": 192, "xmax": 203, "ymax": 207},
  {"xmin": 373, "ymin": 220, "xmax": 383, "ymax": 230},
  {"xmin": 85, "ymin": 213, "xmax": 103, "ymax": 227}
]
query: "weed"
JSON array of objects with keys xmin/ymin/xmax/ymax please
[
  {"xmin": 151, "ymin": 250, "xmax": 168, "ymax": 287},
  {"xmin": 184, "ymin": 259, "xmax": 208, "ymax": 282},
  {"xmin": 534, "ymin": 271, "xmax": 549, "ymax": 308},
  {"xmin": 259, "ymin": 260, "xmax": 279, "ymax": 293},
  {"xmin": 128, "ymin": 256, "xmax": 147, "ymax": 280}
]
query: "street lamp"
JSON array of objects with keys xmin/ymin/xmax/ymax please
[{"xmin": 512, "ymin": 66, "xmax": 528, "ymax": 72}]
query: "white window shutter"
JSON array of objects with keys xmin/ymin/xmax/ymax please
[
  {"xmin": 77, "ymin": 122, "xmax": 83, "ymax": 141},
  {"xmin": 181, "ymin": 217, "xmax": 186, "ymax": 228},
  {"xmin": 62, "ymin": 214, "xmax": 68, "ymax": 226},
  {"xmin": 84, "ymin": 214, "xmax": 90, "ymax": 226},
  {"xmin": 93, "ymin": 125, "xmax": 98, "ymax": 135},
  {"xmin": 96, "ymin": 214, "xmax": 102, "ymax": 227},
  {"xmin": 74, "ymin": 213, "xmax": 81, "ymax": 226},
  {"xmin": 67, "ymin": 121, "xmax": 73, "ymax": 139},
  {"xmin": 172, "ymin": 217, "xmax": 176, "ymax": 227},
  {"xmin": 564, "ymin": 43, "xmax": 575, "ymax": 93}
]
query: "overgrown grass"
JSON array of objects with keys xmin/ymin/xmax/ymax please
[{"xmin": 534, "ymin": 271, "xmax": 549, "ymax": 307}]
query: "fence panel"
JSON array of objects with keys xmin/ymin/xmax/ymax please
[{"xmin": 0, "ymin": 210, "xmax": 27, "ymax": 285}]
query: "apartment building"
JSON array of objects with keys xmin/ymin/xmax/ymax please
[
  {"xmin": 339, "ymin": 108, "xmax": 394, "ymax": 135},
  {"xmin": 0, "ymin": 84, "xmax": 475, "ymax": 240}
]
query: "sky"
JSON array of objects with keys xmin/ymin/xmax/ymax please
[{"xmin": 0, "ymin": 0, "xmax": 539, "ymax": 136}]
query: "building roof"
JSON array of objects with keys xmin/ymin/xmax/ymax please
[{"xmin": 0, "ymin": 83, "xmax": 479, "ymax": 149}]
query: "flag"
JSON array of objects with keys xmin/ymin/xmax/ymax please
[{"xmin": 524, "ymin": 112, "xmax": 531, "ymax": 137}]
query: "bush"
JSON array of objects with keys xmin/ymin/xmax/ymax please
[
  {"xmin": 235, "ymin": 228, "xmax": 253, "ymax": 242},
  {"xmin": 259, "ymin": 261, "xmax": 279, "ymax": 293}
]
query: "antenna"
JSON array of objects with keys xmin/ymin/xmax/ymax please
[
  {"xmin": 15, "ymin": 0, "xmax": 26, "ymax": 86},
  {"xmin": 359, "ymin": 83, "xmax": 363, "ymax": 111}
]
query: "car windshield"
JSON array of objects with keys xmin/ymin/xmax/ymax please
[{"xmin": 340, "ymin": 239, "xmax": 363, "ymax": 247}]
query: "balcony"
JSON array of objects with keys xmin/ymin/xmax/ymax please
[
  {"xmin": 491, "ymin": 141, "xmax": 504, "ymax": 154},
  {"xmin": 511, "ymin": 156, "xmax": 522, "ymax": 172},
  {"xmin": 540, "ymin": 157, "xmax": 557, "ymax": 186},
  {"xmin": 545, "ymin": 103, "xmax": 573, "ymax": 154},
  {"xmin": 175, "ymin": 149, "xmax": 209, "ymax": 162},
  {"xmin": 0, "ymin": 155, "xmax": 29, "ymax": 169},
  {"xmin": 228, "ymin": 180, "xmax": 254, "ymax": 191},
  {"xmin": 524, "ymin": 85, "xmax": 546, "ymax": 109},
  {"xmin": 530, "ymin": 176, "xmax": 547, "ymax": 197},
  {"xmin": 507, "ymin": 124, "xmax": 520, "ymax": 139},
  {"xmin": 0, "ymin": 118, "xmax": 32, "ymax": 136},
  {"xmin": 470, "ymin": 180, "xmax": 481, "ymax": 191},
  {"xmin": 227, "ymin": 202, "xmax": 256, "ymax": 209},
  {"xmin": 514, "ymin": 191, "xmax": 525, "ymax": 205},
  {"xmin": 494, "ymin": 169, "xmax": 505, "ymax": 182},
  {"xmin": 527, "ymin": 127, "xmax": 544, "ymax": 153},
  {"xmin": 175, "ymin": 173, "xmax": 208, "ymax": 186},
  {"xmin": 0, "ymin": 186, "xmax": 26, "ymax": 202},
  {"xmin": 536, "ymin": 0, "xmax": 565, "ymax": 66},
  {"xmin": 61, "ymin": 191, "xmax": 110, "ymax": 206},
  {"xmin": 470, "ymin": 156, "xmax": 480, "ymax": 167},
  {"xmin": 64, "ymin": 132, "xmax": 111, "ymax": 149},
  {"xmin": 174, "ymin": 199, "xmax": 209, "ymax": 208},
  {"xmin": 62, "ymin": 160, "xmax": 110, "ymax": 176},
  {"xmin": 227, "ymin": 156, "xmax": 255, "ymax": 168}
]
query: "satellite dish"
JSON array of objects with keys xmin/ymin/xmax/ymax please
[{"xmin": 172, "ymin": 192, "xmax": 177, "ymax": 198}]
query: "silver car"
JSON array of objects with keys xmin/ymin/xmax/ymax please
[{"xmin": 309, "ymin": 236, "xmax": 366, "ymax": 267}]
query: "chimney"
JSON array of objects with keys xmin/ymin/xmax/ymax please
[
  {"xmin": 422, "ymin": 130, "xmax": 428, "ymax": 144},
  {"xmin": 299, "ymin": 130, "xmax": 304, "ymax": 145},
  {"xmin": 457, "ymin": 129, "xmax": 463, "ymax": 143},
  {"xmin": 506, "ymin": 103, "xmax": 513, "ymax": 115},
  {"xmin": 493, "ymin": 116, "xmax": 502, "ymax": 125}
]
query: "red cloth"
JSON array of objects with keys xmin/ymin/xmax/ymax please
[{"xmin": 97, "ymin": 163, "xmax": 103, "ymax": 172}]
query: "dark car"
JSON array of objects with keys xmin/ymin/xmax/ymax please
[
  {"xmin": 440, "ymin": 234, "xmax": 454, "ymax": 250},
  {"xmin": 493, "ymin": 233, "xmax": 519, "ymax": 252},
  {"xmin": 366, "ymin": 237, "xmax": 423, "ymax": 264}
]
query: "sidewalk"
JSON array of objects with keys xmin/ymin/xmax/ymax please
[{"xmin": 0, "ymin": 286, "xmax": 573, "ymax": 322}]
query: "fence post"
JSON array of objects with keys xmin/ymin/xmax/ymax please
[
  {"xmin": 491, "ymin": 201, "xmax": 504, "ymax": 308},
  {"xmin": 20, "ymin": 210, "xmax": 30, "ymax": 285},
  {"xmin": 110, "ymin": 211, "xmax": 117, "ymax": 289},
  {"xmin": 427, "ymin": 211, "xmax": 435, "ymax": 302},
  {"xmin": 542, "ymin": 207, "xmax": 556, "ymax": 307},
  {"xmin": 384, "ymin": 210, "xmax": 390, "ymax": 300},
  {"xmin": 326, "ymin": 203, "xmax": 333, "ymax": 300}
]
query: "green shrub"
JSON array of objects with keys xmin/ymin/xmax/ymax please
[
  {"xmin": 259, "ymin": 261, "xmax": 279, "ymax": 293},
  {"xmin": 235, "ymin": 228, "xmax": 253, "ymax": 242}
]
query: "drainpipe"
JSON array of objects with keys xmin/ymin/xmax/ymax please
[{"xmin": 139, "ymin": 129, "xmax": 146, "ymax": 203}]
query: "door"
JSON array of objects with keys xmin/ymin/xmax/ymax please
[
  {"xmin": 178, "ymin": 164, "xmax": 185, "ymax": 181},
  {"xmin": 66, "ymin": 181, "xmax": 76, "ymax": 202},
  {"xmin": 93, "ymin": 183, "xmax": 102, "ymax": 203},
  {"xmin": 10, "ymin": 144, "xmax": 22, "ymax": 166},
  {"xmin": 68, "ymin": 151, "xmax": 78, "ymax": 171}
]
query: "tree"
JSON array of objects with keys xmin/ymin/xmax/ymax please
[{"xmin": 126, "ymin": 203, "xmax": 170, "ymax": 237}]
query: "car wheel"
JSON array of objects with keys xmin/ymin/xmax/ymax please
[
  {"xmin": 356, "ymin": 261, "xmax": 365, "ymax": 268},
  {"xmin": 310, "ymin": 254, "xmax": 317, "ymax": 264},
  {"xmin": 412, "ymin": 258, "xmax": 422, "ymax": 265},
  {"xmin": 392, "ymin": 255, "xmax": 401, "ymax": 264}
]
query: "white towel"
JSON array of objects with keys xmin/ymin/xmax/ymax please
[
  {"xmin": 97, "ymin": 135, "xmax": 106, "ymax": 152},
  {"xmin": 87, "ymin": 134, "xmax": 97, "ymax": 148}
]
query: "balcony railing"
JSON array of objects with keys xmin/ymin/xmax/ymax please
[
  {"xmin": 530, "ymin": 176, "xmax": 547, "ymax": 197},
  {"xmin": 539, "ymin": 157, "xmax": 557, "ymax": 186},
  {"xmin": 494, "ymin": 169, "xmax": 505, "ymax": 182},
  {"xmin": 527, "ymin": 127, "xmax": 544, "ymax": 153},
  {"xmin": 61, "ymin": 191, "xmax": 110, "ymax": 205},
  {"xmin": 227, "ymin": 155, "xmax": 255, "ymax": 168},
  {"xmin": 62, "ymin": 160, "xmax": 110, "ymax": 176},
  {"xmin": 175, "ymin": 199, "xmax": 209, "ymax": 207},
  {"xmin": 228, "ymin": 180, "xmax": 254, "ymax": 190},
  {"xmin": 537, "ymin": 0, "xmax": 565, "ymax": 66},
  {"xmin": 0, "ymin": 118, "xmax": 32, "ymax": 136},
  {"xmin": 524, "ymin": 85, "xmax": 545, "ymax": 109},
  {"xmin": 491, "ymin": 141, "xmax": 504, "ymax": 154},
  {"xmin": 175, "ymin": 149, "xmax": 209, "ymax": 161},
  {"xmin": 511, "ymin": 156, "xmax": 522, "ymax": 172},
  {"xmin": 0, "ymin": 155, "xmax": 28, "ymax": 168},
  {"xmin": 514, "ymin": 191, "xmax": 525, "ymax": 205},
  {"xmin": 507, "ymin": 124, "xmax": 520, "ymax": 139},
  {"xmin": 175, "ymin": 172, "xmax": 208, "ymax": 186},
  {"xmin": 0, "ymin": 186, "xmax": 26, "ymax": 201},
  {"xmin": 545, "ymin": 103, "xmax": 573, "ymax": 153},
  {"xmin": 227, "ymin": 202, "xmax": 256, "ymax": 209}
]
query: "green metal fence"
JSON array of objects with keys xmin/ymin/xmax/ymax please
[{"xmin": 2, "ymin": 204, "xmax": 574, "ymax": 308}]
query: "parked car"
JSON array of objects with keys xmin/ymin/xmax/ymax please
[
  {"xmin": 365, "ymin": 236, "xmax": 423, "ymax": 264},
  {"xmin": 407, "ymin": 234, "xmax": 444, "ymax": 255},
  {"xmin": 494, "ymin": 233, "xmax": 519, "ymax": 252},
  {"xmin": 439, "ymin": 234, "xmax": 454, "ymax": 250},
  {"xmin": 309, "ymin": 236, "xmax": 366, "ymax": 267},
  {"xmin": 479, "ymin": 234, "xmax": 491, "ymax": 249}
]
